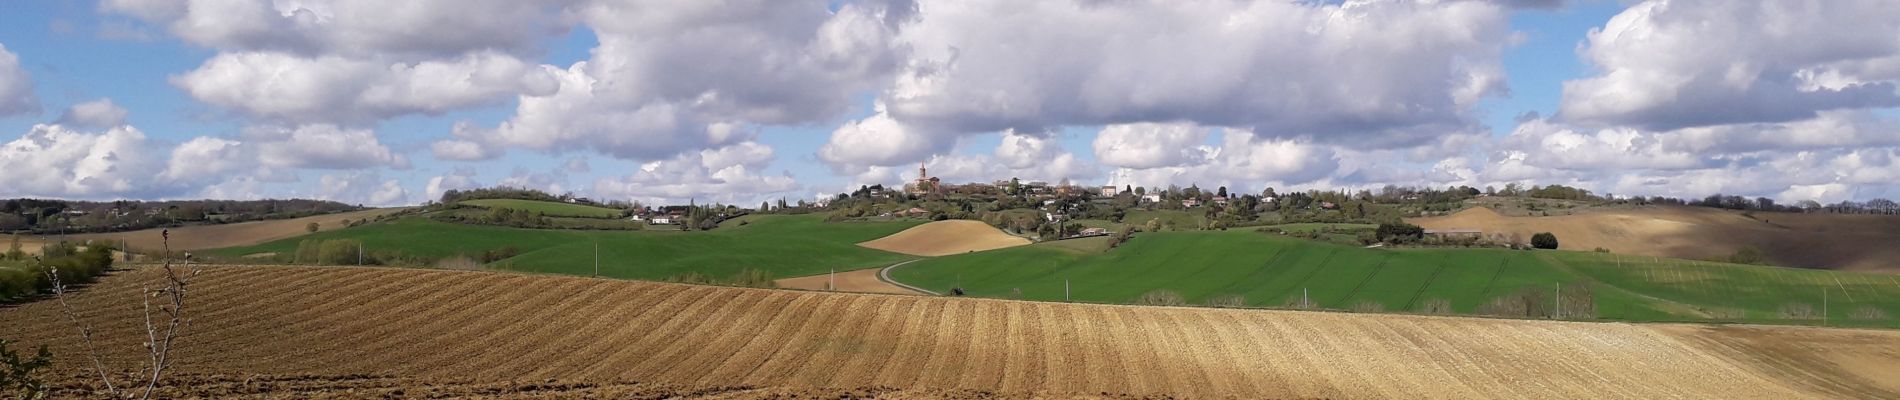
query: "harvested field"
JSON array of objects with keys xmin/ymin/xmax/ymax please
[
  {"xmin": 1409, "ymin": 206, "xmax": 1900, "ymax": 272},
  {"xmin": 3, "ymin": 265, "xmax": 1897, "ymax": 398},
  {"xmin": 775, "ymin": 267, "xmax": 921, "ymax": 295},
  {"xmin": 43, "ymin": 208, "xmax": 404, "ymax": 253},
  {"xmin": 858, "ymin": 220, "xmax": 1030, "ymax": 256}
]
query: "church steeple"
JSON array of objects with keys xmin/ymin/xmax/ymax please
[{"xmin": 918, "ymin": 162, "xmax": 927, "ymax": 180}]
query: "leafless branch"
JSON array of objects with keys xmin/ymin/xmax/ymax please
[
  {"xmin": 46, "ymin": 268, "xmax": 118, "ymax": 394},
  {"xmin": 47, "ymin": 230, "xmax": 197, "ymax": 400}
]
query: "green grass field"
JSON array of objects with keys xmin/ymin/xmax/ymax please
[
  {"xmin": 213, "ymin": 214, "xmax": 924, "ymax": 281},
  {"xmin": 460, "ymin": 199, "xmax": 623, "ymax": 218},
  {"xmin": 889, "ymin": 230, "xmax": 1900, "ymax": 328}
]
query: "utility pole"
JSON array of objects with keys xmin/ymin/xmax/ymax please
[
  {"xmin": 1823, "ymin": 287, "xmax": 1828, "ymax": 326},
  {"xmin": 358, "ymin": 243, "xmax": 363, "ymax": 266},
  {"xmin": 594, "ymin": 242, "xmax": 600, "ymax": 277},
  {"xmin": 829, "ymin": 268, "xmax": 835, "ymax": 291},
  {"xmin": 1556, "ymin": 283, "xmax": 1562, "ymax": 319},
  {"xmin": 1303, "ymin": 287, "xmax": 1309, "ymax": 309},
  {"xmin": 1065, "ymin": 278, "xmax": 1071, "ymax": 302}
]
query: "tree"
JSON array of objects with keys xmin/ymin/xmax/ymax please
[
  {"xmin": 1375, "ymin": 223, "xmax": 1424, "ymax": 244},
  {"xmin": 1530, "ymin": 232, "xmax": 1559, "ymax": 249},
  {"xmin": 1728, "ymin": 246, "xmax": 1767, "ymax": 265},
  {"xmin": 305, "ymin": 222, "xmax": 320, "ymax": 233}
]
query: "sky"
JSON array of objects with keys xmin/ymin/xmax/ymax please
[{"xmin": 1, "ymin": 0, "xmax": 1898, "ymax": 207}]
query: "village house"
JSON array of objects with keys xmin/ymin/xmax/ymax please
[
  {"xmin": 1100, "ymin": 185, "xmax": 1119, "ymax": 197},
  {"xmin": 1143, "ymin": 194, "xmax": 1162, "ymax": 203},
  {"xmin": 1212, "ymin": 196, "xmax": 1229, "ymax": 206},
  {"xmin": 1182, "ymin": 198, "xmax": 1202, "ymax": 208}
]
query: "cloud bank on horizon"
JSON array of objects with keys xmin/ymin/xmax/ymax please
[{"xmin": 0, "ymin": 0, "xmax": 1897, "ymax": 206}]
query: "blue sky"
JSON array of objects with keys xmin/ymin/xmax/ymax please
[{"xmin": 1, "ymin": 0, "xmax": 1897, "ymax": 206}]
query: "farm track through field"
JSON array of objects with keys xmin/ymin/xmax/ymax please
[{"xmin": 4, "ymin": 265, "xmax": 1899, "ymax": 398}]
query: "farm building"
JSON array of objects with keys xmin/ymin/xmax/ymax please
[{"xmin": 1100, "ymin": 185, "xmax": 1119, "ymax": 197}]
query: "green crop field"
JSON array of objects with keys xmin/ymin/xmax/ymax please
[
  {"xmin": 212, "ymin": 214, "xmax": 923, "ymax": 281},
  {"xmin": 889, "ymin": 229, "xmax": 1900, "ymax": 328},
  {"xmin": 460, "ymin": 199, "xmax": 623, "ymax": 218}
]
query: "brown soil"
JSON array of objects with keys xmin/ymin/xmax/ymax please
[
  {"xmin": 858, "ymin": 220, "xmax": 1030, "ymax": 257},
  {"xmin": 1408, "ymin": 205, "xmax": 1900, "ymax": 272},
  {"xmin": 775, "ymin": 268, "xmax": 921, "ymax": 295},
  {"xmin": 3, "ymin": 265, "xmax": 1895, "ymax": 398},
  {"xmin": 36, "ymin": 208, "xmax": 405, "ymax": 253}
]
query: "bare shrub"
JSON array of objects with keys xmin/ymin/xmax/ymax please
[
  {"xmin": 727, "ymin": 268, "xmax": 776, "ymax": 288},
  {"xmin": 1477, "ymin": 287, "xmax": 1550, "ymax": 318},
  {"xmin": 1135, "ymin": 290, "xmax": 1186, "ymax": 306},
  {"xmin": 664, "ymin": 272, "xmax": 714, "ymax": 285},
  {"xmin": 1705, "ymin": 308, "xmax": 1747, "ymax": 320},
  {"xmin": 1555, "ymin": 282, "xmax": 1596, "ymax": 319},
  {"xmin": 1849, "ymin": 306, "xmax": 1889, "ymax": 320},
  {"xmin": 1281, "ymin": 294, "xmax": 1319, "ymax": 309},
  {"xmin": 1205, "ymin": 294, "xmax": 1246, "ymax": 308},
  {"xmin": 433, "ymin": 256, "xmax": 482, "ymax": 270},
  {"xmin": 1779, "ymin": 303, "xmax": 1818, "ymax": 320},
  {"xmin": 1416, "ymin": 299, "xmax": 1453, "ymax": 314},
  {"xmin": 1350, "ymin": 301, "xmax": 1385, "ymax": 313}
]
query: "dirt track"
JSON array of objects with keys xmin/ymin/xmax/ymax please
[
  {"xmin": 40, "ymin": 208, "xmax": 404, "ymax": 252},
  {"xmin": 1409, "ymin": 206, "xmax": 1900, "ymax": 272},
  {"xmin": 774, "ymin": 267, "xmax": 921, "ymax": 295},
  {"xmin": 3, "ymin": 265, "xmax": 1897, "ymax": 398},
  {"xmin": 858, "ymin": 220, "xmax": 1030, "ymax": 257}
]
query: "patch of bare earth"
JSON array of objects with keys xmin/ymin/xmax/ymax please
[
  {"xmin": 2, "ymin": 265, "xmax": 1893, "ymax": 398},
  {"xmin": 775, "ymin": 267, "xmax": 921, "ymax": 295}
]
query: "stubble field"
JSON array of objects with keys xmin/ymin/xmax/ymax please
[{"xmin": 2, "ymin": 265, "xmax": 1896, "ymax": 398}]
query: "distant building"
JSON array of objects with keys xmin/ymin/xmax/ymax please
[
  {"xmin": 1143, "ymin": 194, "xmax": 1162, "ymax": 203},
  {"xmin": 1212, "ymin": 196, "xmax": 1229, "ymax": 206},
  {"xmin": 908, "ymin": 162, "xmax": 941, "ymax": 195},
  {"xmin": 1182, "ymin": 198, "xmax": 1201, "ymax": 208},
  {"xmin": 1425, "ymin": 229, "xmax": 1483, "ymax": 239},
  {"xmin": 1100, "ymin": 185, "xmax": 1119, "ymax": 197},
  {"xmin": 1319, "ymin": 201, "xmax": 1338, "ymax": 210},
  {"xmin": 1046, "ymin": 213, "xmax": 1068, "ymax": 222}
]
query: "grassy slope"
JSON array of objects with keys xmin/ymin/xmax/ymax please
[
  {"xmin": 461, "ymin": 199, "xmax": 622, "ymax": 218},
  {"xmin": 212, "ymin": 214, "xmax": 924, "ymax": 280},
  {"xmin": 890, "ymin": 230, "xmax": 1899, "ymax": 327}
]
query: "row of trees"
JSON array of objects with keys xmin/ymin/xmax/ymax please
[{"xmin": 0, "ymin": 198, "xmax": 358, "ymax": 234}]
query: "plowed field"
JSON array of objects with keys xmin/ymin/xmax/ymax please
[
  {"xmin": 859, "ymin": 220, "xmax": 1030, "ymax": 256},
  {"xmin": 3, "ymin": 265, "xmax": 1896, "ymax": 398},
  {"xmin": 47, "ymin": 208, "xmax": 405, "ymax": 252},
  {"xmin": 1409, "ymin": 206, "xmax": 1900, "ymax": 272}
]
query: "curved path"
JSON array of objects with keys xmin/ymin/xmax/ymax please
[{"xmin": 876, "ymin": 259, "xmax": 935, "ymax": 295}]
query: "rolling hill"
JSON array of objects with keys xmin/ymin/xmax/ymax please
[
  {"xmin": 888, "ymin": 229, "xmax": 1900, "ymax": 328},
  {"xmin": 857, "ymin": 219, "xmax": 1031, "ymax": 256},
  {"xmin": 1408, "ymin": 206, "xmax": 1900, "ymax": 272},
  {"xmin": 46, "ymin": 208, "xmax": 404, "ymax": 252},
  {"xmin": 211, "ymin": 214, "xmax": 923, "ymax": 281},
  {"xmin": 2, "ymin": 265, "xmax": 1894, "ymax": 398},
  {"xmin": 458, "ymin": 198, "xmax": 623, "ymax": 218}
]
